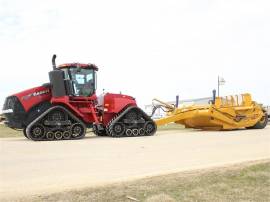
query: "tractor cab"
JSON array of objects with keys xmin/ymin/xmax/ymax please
[
  {"xmin": 58, "ymin": 63, "xmax": 98, "ymax": 97},
  {"xmin": 49, "ymin": 55, "xmax": 98, "ymax": 98}
]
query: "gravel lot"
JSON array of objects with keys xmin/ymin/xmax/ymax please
[{"xmin": 0, "ymin": 126, "xmax": 269, "ymax": 200}]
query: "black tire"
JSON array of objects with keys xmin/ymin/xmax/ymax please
[{"xmin": 246, "ymin": 113, "xmax": 268, "ymax": 129}]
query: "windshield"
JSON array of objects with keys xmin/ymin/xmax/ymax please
[{"xmin": 69, "ymin": 68, "xmax": 96, "ymax": 96}]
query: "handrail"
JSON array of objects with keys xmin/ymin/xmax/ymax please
[{"xmin": 152, "ymin": 98, "xmax": 175, "ymax": 111}]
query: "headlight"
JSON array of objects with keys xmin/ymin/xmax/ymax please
[{"xmin": 2, "ymin": 109, "xmax": 13, "ymax": 114}]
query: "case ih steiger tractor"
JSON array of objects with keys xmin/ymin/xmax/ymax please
[{"xmin": 2, "ymin": 55, "xmax": 156, "ymax": 141}]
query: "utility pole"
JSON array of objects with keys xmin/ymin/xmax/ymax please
[{"xmin": 218, "ymin": 76, "xmax": 220, "ymax": 97}]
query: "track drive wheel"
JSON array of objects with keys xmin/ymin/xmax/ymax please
[
  {"xmin": 111, "ymin": 122, "xmax": 125, "ymax": 137},
  {"xmin": 27, "ymin": 125, "xmax": 45, "ymax": 141}
]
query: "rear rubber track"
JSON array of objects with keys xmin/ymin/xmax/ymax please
[{"xmin": 106, "ymin": 106, "xmax": 157, "ymax": 137}]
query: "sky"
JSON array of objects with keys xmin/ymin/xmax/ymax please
[{"xmin": 0, "ymin": 0, "xmax": 269, "ymax": 108}]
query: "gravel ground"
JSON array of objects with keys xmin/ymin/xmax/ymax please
[{"xmin": 0, "ymin": 126, "xmax": 269, "ymax": 200}]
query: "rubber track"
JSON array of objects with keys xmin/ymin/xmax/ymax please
[
  {"xmin": 26, "ymin": 106, "xmax": 86, "ymax": 141},
  {"xmin": 107, "ymin": 106, "xmax": 157, "ymax": 137}
]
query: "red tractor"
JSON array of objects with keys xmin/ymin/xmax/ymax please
[{"xmin": 2, "ymin": 55, "xmax": 156, "ymax": 141}]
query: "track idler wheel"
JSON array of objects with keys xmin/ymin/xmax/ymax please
[
  {"xmin": 144, "ymin": 121, "xmax": 156, "ymax": 136},
  {"xmin": 71, "ymin": 123, "xmax": 85, "ymax": 139},
  {"xmin": 111, "ymin": 122, "xmax": 125, "ymax": 137},
  {"xmin": 28, "ymin": 125, "xmax": 45, "ymax": 141}
]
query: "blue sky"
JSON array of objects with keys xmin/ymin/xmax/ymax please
[{"xmin": 0, "ymin": 0, "xmax": 269, "ymax": 108}]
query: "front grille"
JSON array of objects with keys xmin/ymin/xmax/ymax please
[
  {"xmin": 3, "ymin": 96, "xmax": 15, "ymax": 110},
  {"xmin": 3, "ymin": 96, "xmax": 26, "ymax": 129},
  {"xmin": 3, "ymin": 96, "xmax": 25, "ymax": 112}
]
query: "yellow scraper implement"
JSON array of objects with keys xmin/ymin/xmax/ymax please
[{"xmin": 154, "ymin": 93, "xmax": 268, "ymax": 130}]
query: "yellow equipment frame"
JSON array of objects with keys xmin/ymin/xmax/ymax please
[{"xmin": 154, "ymin": 93, "xmax": 267, "ymax": 130}]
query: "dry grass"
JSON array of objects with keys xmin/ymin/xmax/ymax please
[
  {"xmin": 157, "ymin": 123, "xmax": 185, "ymax": 131},
  {"xmin": 15, "ymin": 161, "xmax": 270, "ymax": 202},
  {"xmin": 0, "ymin": 124, "xmax": 21, "ymax": 138}
]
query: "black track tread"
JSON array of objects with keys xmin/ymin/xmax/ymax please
[
  {"xmin": 26, "ymin": 106, "xmax": 86, "ymax": 141},
  {"xmin": 107, "ymin": 106, "xmax": 156, "ymax": 137},
  {"xmin": 23, "ymin": 128, "xmax": 29, "ymax": 139}
]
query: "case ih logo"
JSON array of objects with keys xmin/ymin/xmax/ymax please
[{"xmin": 22, "ymin": 90, "xmax": 50, "ymax": 100}]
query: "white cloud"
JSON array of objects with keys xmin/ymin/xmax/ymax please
[{"xmin": 0, "ymin": 0, "xmax": 269, "ymax": 108}]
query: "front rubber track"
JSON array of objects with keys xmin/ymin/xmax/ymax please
[{"xmin": 25, "ymin": 106, "xmax": 86, "ymax": 141}]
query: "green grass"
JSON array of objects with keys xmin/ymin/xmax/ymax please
[
  {"xmin": 16, "ymin": 161, "xmax": 270, "ymax": 202},
  {"xmin": 0, "ymin": 124, "xmax": 21, "ymax": 138},
  {"xmin": 157, "ymin": 123, "xmax": 185, "ymax": 131}
]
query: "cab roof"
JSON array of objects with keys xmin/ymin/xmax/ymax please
[{"xmin": 57, "ymin": 63, "xmax": 98, "ymax": 70}]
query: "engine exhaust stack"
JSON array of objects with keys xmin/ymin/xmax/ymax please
[
  {"xmin": 52, "ymin": 54, "xmax": 57, "ymax": 70},
  {"xmin": 175, "ymin": 95, "xmax": 179, "ymax": 108},
  {"xmin": 212, "ymin": 89, "xmax": 216, "ymax": 104}
]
